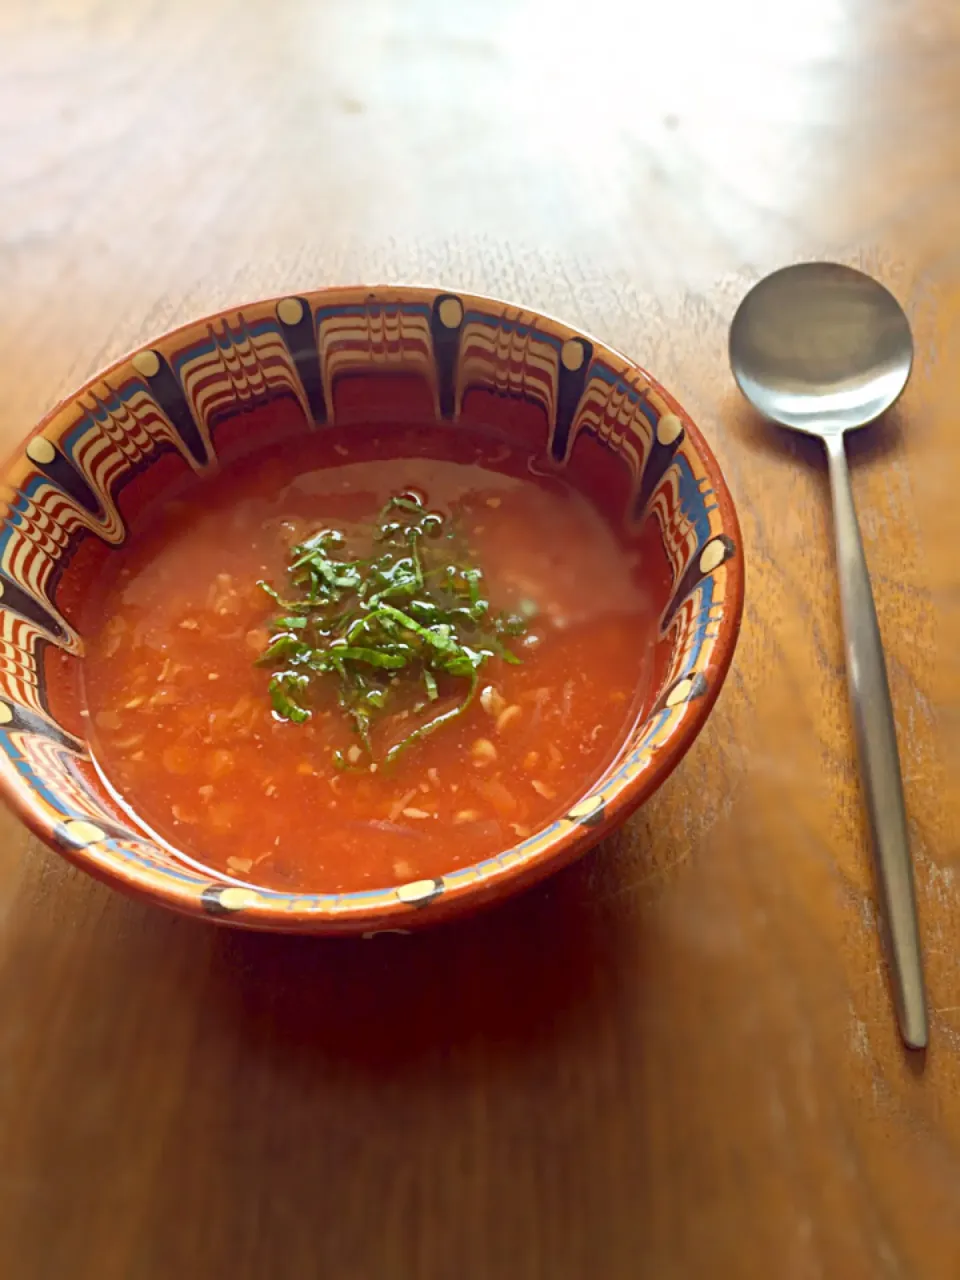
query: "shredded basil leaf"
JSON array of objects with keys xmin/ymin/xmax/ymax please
[{"xmin": 255, "ymin": 492, "xmax": 528, "ymax": 761}]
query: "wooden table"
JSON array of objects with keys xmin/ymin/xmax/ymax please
[{"xmin": 2, "ymin": 2, "xmax": 959, "ymax": 1275}]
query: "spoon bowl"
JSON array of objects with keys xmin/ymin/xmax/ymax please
[{"xmin": 729, "ymin": 262, "xmax": 914, "ymax": 437}]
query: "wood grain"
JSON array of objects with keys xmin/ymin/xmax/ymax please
[{"xmin": 2, "ymin": 1, "xmax": 959, "ymax": 1275}]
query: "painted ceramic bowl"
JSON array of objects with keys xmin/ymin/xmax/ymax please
[{"xmin": 0, "ymin": 287, "xmax": 742, "ymax": 932}]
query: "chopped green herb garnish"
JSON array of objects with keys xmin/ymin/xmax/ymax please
[{"xmin": 256, "ymin": 493, "xmax": 527, "ymax": 763}]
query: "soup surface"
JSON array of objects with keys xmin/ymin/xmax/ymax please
[{"xmin": 81, "ymin": 424, "xmax": 653, "ymax": 892}]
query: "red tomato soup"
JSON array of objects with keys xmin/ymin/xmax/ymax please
[{"xmin": 81, "ymin": 424, "xmax": 654, "ymax": 893}]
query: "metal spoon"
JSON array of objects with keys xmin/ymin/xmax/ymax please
[{"xmin": 729, "ymin": 261, "xmax": 927, "ymax": 1050}]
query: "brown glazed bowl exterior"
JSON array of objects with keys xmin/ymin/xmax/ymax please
[{"xmin": 0, "ymin": 287, "xmax": 743, "ymax": 933}]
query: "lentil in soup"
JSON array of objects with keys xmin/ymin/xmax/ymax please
[{"xmin": 82, "ymin": 424, "xmax": 652, "ymax": 892}]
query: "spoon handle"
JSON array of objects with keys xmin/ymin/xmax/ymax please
[{"xmin": 825, "ymin": 433, "xmax": 927, "ymax": 1048}]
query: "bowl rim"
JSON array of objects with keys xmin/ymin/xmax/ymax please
[{"xmin": 1, "ymin": 283, "xmax": 744, "ymax": 931}]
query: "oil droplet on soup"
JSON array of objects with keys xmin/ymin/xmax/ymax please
[{"xmin": 81, "ymin": 425, "xmax": 654, "ymax": 893}]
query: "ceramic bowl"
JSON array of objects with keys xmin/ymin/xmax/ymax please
[{"xmin": 0, "ymin": 287, "xmax": 743, "ymax": 932}]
